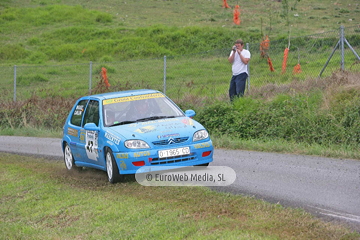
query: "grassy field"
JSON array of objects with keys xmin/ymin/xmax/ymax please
[
  {"xmin": 0, "ymin": 0, "xmax": 359, "ymax": 102},
  {"xmin": 1, "ymin": 0, "xmax": 359, "ymax": 37},
  {"xmin": 1, "ymin": 153, "xmax": 359, "ymax": 239},
  {"xmin": 1, "ymin": 0, "xmax": 359, "ymax": 64}
]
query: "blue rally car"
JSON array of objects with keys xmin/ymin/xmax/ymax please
[{"xmin": 62, "ymin": 89, "xmax": 213, "ymax": 183}]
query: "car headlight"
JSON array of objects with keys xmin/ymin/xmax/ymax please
[
  {"xmin": 124, "ymin": 140, "xmax": 150, "ymax": 149},
  {"xmin": 193, "ymin": 130, "xmax": 209, "ymax": 142}
]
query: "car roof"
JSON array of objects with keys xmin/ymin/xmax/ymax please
[{"xmin": 83, "ymin": 89, "xmax": 161, "ymax": 101}]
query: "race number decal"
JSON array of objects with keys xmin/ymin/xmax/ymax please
[{"xmin": 85, "ymin": 130, "xmax": 99, "ymax": 161}]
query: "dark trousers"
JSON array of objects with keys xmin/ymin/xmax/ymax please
[{"xmin": 229, "ymin": 72, "xmax": 248, "ymax": 101}]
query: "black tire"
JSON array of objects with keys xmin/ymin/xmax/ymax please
[
  {"xmin": 63, "ymin": 143, "xmax": 81, "ymax": 171},
  {"xmin": 105, "ymin": 148, "xmax": 123, "ymax": 183}
]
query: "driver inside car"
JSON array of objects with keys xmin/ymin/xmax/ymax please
[{"xmin": 127, "ymin": 100, "xmax": 152, "ymax": 121}]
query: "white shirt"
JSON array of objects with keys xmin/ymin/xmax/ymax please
[{"xmin": 229, "ymin": 49, "xmax": 251, "ymax": 76}]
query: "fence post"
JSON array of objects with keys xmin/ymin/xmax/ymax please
[
  {"xmin": 89, "ymin": 61, "xmax": 92, "ymax": 94},
  {"xmin": 13, "ymin": 65, "xmax": 17, "ymax": 102},
  {"xmin": 163, "ymin": 56, "xmax": 167, "ymax": 94},
  {"xmin": 340, "ymin": 25, "xmax": 345, "ymax": 71},
  {"xmin": 319, "ymin": 26, "xmax": 342, "ymax": 77}
]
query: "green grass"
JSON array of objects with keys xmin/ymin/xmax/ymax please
[
  {"xmin": 1, "ymin": 153, "xmax": 359, "ymax": 239},
  {"xmin": 1, "ymin": 0, "xmax": 358, "ymax": 36},
  {"xmin": 1, "ymin": 48, "xmax": 354, "ymax": 102},
  {"xmin": 0, "ymin": 127, "xmax": 62, "ymax": 138},
  {"xmin": 0, "ymin": 0, "xmax": 359, "ymax": 102},
  {"xmin": 211, "ymin": 134, "xmax": 360, "ymax": 160},
  {"xmin": 1, "ymin": 0, "xmax": 359, "ymax": 63}
]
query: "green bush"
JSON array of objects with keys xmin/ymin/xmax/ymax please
[
  {"xmin": 197, "ymin": 91, "xmax": 360, "ymax": 147},
  {"xmin": 0, "ymin": 95, "xmax": 75, "ymax": 130}
]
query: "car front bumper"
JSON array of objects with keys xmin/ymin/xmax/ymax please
[{"xmin": 114, "ymin": 140, "xmax": 214, "ymax": 175}]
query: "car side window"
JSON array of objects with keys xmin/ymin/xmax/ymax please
[
  {"xmin": 83, "ymin": 100, "xmax": 100, "ymax": 127},
  {"xmin": 70, "ymin": 100, "xmax": 88, "ymax": 126}
]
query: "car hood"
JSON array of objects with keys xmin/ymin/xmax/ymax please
[{"xmin": 109, "ymin": 117, "xmax": 203, "ymax": 143}]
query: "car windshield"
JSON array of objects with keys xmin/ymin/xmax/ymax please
[{"xmin": 102, "ymin": 93, "xmax": 184, "ymax": 127}]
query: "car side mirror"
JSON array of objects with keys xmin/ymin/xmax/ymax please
[
  {"xmin": 84, "ymin": 123, "xmax": 99, "ymax": 131},
  {"xmin": 185, "ymin": 109, "xmax": 196, "ymax": 118}
]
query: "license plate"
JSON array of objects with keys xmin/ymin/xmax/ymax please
[{"xmin": 158, "ymin": 147, "xmax": 190, "ymax": 159}]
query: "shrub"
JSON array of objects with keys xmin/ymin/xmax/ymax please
[
  {"xmin": 197, "ymin": 90, "xmax": 360, "ymax": 147},
  {"xmin": 0, "ymin": 95, "xmax": 75, "ymax": 130}
]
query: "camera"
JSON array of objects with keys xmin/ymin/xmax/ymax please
[{"xmin": 233, "ymin": 46, "xmax": 237, "ymax": 51}]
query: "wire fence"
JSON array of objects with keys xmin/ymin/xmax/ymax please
[{"xmin": 1, "ymin": 25, "xmax": 359, "ymax": 104}]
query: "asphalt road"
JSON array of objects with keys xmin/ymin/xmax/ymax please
[{"xmin": 1, "ymin": 136, "xmax": 359, "ymax": 231}]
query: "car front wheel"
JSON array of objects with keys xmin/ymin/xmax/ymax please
[
  {"xmin": 64, "ymin": 143, "xmax": 80, "ymax": 171},
  {"xmin": 105, "ymin": 148, "xmax": 123, "ymax": 183}
]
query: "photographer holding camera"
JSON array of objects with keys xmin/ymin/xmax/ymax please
[{"xmin": 228, "ymin": 39, "xmax": 251, "ymax": 101}]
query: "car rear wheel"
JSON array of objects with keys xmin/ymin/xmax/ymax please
[
  {"xmin": 105, "ymin": 148, "xmax": 123, "ymax": 183},
  {"xmin": 64, "ymin": 143, "xmax": 80, "ymax": 171}
]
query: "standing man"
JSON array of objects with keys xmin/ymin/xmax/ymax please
[{"xmin": 228, "ymin": 39, "xmax": 251, "ymax": 101}]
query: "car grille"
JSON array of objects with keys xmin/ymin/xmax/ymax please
[
  {"xmin": 152, "ymin": 137, "xmax": 189, "ymax": 146},
  {"xmin": 150, "ymin": 153, "xmax": 196, "ymax": 165}
]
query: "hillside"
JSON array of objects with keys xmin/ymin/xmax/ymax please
[{"xmin": 0, "ymin": 0, "xmax": 359, "ymax": 64}]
